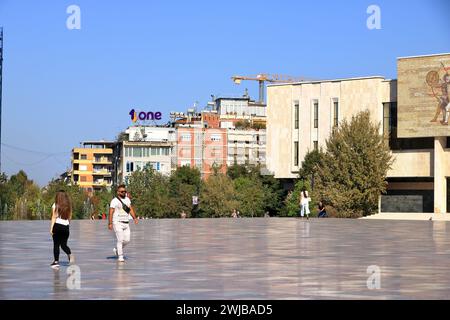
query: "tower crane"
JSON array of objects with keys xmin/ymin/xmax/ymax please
[{"xmin": 231, "ymin": 73, "xmax": 312, "ymax": 104}]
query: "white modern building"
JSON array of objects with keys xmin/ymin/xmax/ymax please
[
  {"xmin": 227, "ymin": 129, "xmax": 266, "ymax": 167},
  {"xmin": 119, "ymin": 126, "xmax": 177, "ymax": 184}
]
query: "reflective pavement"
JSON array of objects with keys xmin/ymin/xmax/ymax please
[{"xmin": 1, "ymin": 218, "xmax": 450, "ymax": 299}]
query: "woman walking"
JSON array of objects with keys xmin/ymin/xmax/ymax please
[
  {"xmin": 299, "ymin": 188, "xmax": 311, "ymax": 220},
  {"xmin": 50, "ymin": 190, "xmax": 75, "ymax": 268}
]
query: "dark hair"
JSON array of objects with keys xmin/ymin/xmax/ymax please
[
  {"xmin": 117, "ymin": 184, "xmax": 126, "ymax": 191},
  {"xmin": 55, "ymin": 191, "xmax": 72, "ymax": 220}
]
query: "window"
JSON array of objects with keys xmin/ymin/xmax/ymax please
[
  {"xmin": 313, "ymin": 141, "xmax": 318, "ymax": 150},
  {"xmin": 294, "ymin": 101, "xmax": 299, "ymax": 129},
  {"xmin": 384, "ymin": 102, "xmax": 434, "ymax": 150},
  {"xmin": 211, "ymin": 134, "xmax": 221, "ymax": 142},
  {"xmin": 80, "ymin": 176, "xmax": 86, "ymax": 182},
  {"xmin": 294, "ymin": 142, "xmax": 299, "ymax": 166},
  {"xmin": 181, "ymin": 160, "xmax": 191, "ymax": 167},
  {"xmin": 181, "ymin": 134, "xmax": 191, "ymax": 142},
  {"xmin": 313, "ymin": 101, "xmax": 319, "ymax": 128},
  {"xmin": 126, "ymin": 162, "xmax": 134, "ymax": 173},
  {"xmin": 79, "ymin": 165, "xmax": 87, "ymax": 171},
  {"xmin": 383, "ymin": 102, "xmax": 391, "ymax": 136},
  {"xmin": 333, "ymin": 100, "xmax": 339, "ymax": 127},
  {"xmin": 151, "ymin": 147, "xmax": 159, "ymax": 156},
  {"xmin": 132, "ymin": 147, "xmax": 142, "ymax": 157},
  {"xmin": 80, "ymin": 154, "xmax": 87, "ymax": 160}
]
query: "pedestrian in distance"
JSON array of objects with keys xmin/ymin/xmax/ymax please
[
  {"xmin": 109, "ymin": 184, "xmax": 138, "ymax": 263},
  {"xmin": 318, "ymin": 201, "xmax": 327, "ymax": 218},
  {"xmin": 299, "ymin": 188, "xmax": 311, "ymax": 220},
  {"xmin": 50, "ymin": 190, "xmax": 75, "ymax": 268}
]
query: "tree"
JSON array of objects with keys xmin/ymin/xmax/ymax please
[
  {"xmin": 234, "ymin": 120, "xmax": 251, "ymax": 129},
  {"xmin": 227, "ymin": 164, "xmax": 284, "ymax": 216},
  {"xmin": 314, "ymin": 110, "xmax": 393, "ymax": 218},
  {"xmin": 91, "ymin": 188, "xmax": 113, "ymax": 218},
  {"xmin": 169, "ymin": 166, "xmax": 202, "ymax": 217},
  {"xmin": 234, "ymin": 176, "xmax": 265, "ymax": 217},
  {"xmin": 127, "ymin": 165, "xmax": 174, "ymax": 218},
  {"xmin": 199, "ymin": 174, "xmax": 238, "ymax": 217},
  {"xmin": 42, "ymin": 179, "xmax": 88, "ymax": 219},
  {"xmin": 298, "ymin": 149, "xmax": 326, "ymax": 180},
  {"xmin": 116, "ymin": 131, "xmax": 129, "ymax": 142},
  {"xmin": 282, "ymin": 179, "xmax": 312, "ymax": 217}
]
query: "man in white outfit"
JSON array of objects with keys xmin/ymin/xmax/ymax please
[{"xmin": 108, "ymin": 184, "xmax": 138, "ymax": 262}]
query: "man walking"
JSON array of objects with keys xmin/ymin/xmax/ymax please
[{"xmin": 109, "ymin": 184, "xmax": 138, "ymax": 262}]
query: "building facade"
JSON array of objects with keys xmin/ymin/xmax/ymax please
[
  {"xmin": 71, "ymin": 141, "xmax": 116, "ymax": 193},
  {"xmin": 176, "ymin": 126, "xmax": 227, "ymax": 179},
  {"xmin": 119, "ymin": 126, "xmax": 176, "ymax": 184},
  {"xmin": 267, "ymin": 53, "xmax": 450, "ymax": 213},
  {"xmin": 227, "ymin": 129, "xmax": 266, "ymax": 167}
]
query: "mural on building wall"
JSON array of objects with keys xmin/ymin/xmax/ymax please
[
  {"xmin": 398, "ymin": 53, "xmax": 450, "ymax": 138},
  {"xmin": 427, "ymin": 63, "xmax": 450, "ymax": 124}
]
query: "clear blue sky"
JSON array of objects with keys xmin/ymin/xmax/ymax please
[{"xmin": 0, "ymin": 0, "xmax": 449, "ymax": 186}]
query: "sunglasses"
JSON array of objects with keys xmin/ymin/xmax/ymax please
[{"xmin": 119, "ymin": 190, "xmax": 127, "ymax": 193}]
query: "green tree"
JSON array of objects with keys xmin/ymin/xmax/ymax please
[
  {"xmin": 282, "ymin": 179, "xmax": 312, "ymax": 217},
  {"xmin": 298, "ymin": 149, "xmax": 326, "ymax": 180},
  {"xmin": 314, "ymin": 110, "xmax": 393, "ymax": 218},
  {"xmin": 127, "ymin": 165, "xmax": 174, "ymax": 218},
  {"xmin": 227, "ymin": 164, "xmax": 284, "ymax": 216},
  {"xmin": 42, "ymin": 179, "xmax": 88, "ymax": 219},
  {"xmin": 169, "ymin": 166, "xmax": 202, "ymax": 217},
  {"xmin": 91, "ymin": 188, "xmax": 114, "ymax": 218},
  {"xmin": 234, "ymin": 176, "xmax": 265, "ymax": 217},
  {"xmin": 199, "ymin": 174, "xmax": 238, "ymax": 217}
]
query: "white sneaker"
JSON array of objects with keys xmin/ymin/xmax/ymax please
[
  {"xmin": 69, "ymin": 254, "xmax": 75, "ymax": 264},
  {"xmin": 118, "ymin": 256, "xmax": 125, "ymax": 262},
  {"xmin": 113, "ymin": 248, "xmax": 118, "ymax": 257}
]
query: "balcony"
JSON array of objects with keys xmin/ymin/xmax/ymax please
[
  {"xmin": 93, "ymin": 171, "xmax": 112, "ymax": 176},
  {"xmin": 93, "ymin": 157, "xmax": 112, "ymax": 164},
  {"xmin": 73, "ymin": 159, "xmax": 91, "ymax": 164},
  {"xmin": 92, "ymin": 180, "xmax": 112, "ymax": 187}
]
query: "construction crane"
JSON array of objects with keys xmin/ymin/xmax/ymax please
[{"xmin": 231, "ymin": 74, "xmax": 311, "ymax": 104}]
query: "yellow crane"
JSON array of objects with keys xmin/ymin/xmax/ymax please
[{"xmin": 231, "ymin": 73, "xmax": 311, "ymax": 103}]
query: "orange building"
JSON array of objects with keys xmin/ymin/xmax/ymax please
[{"xmin": 71, "ymin": 141, "xmax": 116, "ymax": 193}]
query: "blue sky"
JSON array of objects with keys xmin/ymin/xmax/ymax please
[{"xmin": 0, "ymin": 0, "xmax": 449, "ymax": 186}]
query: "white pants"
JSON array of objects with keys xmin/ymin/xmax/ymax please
[
  {"xmin": 113, "ymin": 221, "xmax": 130, "ymax": 257},
  {"xmin": 300, "ymin": 203, "xmax": 310, "ymax": 217}
]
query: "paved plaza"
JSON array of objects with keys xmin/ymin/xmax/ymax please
[{"xmin": 0, "ymin": 218, "xmax": 450, "ymax": 299}]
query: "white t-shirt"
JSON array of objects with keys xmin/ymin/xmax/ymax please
[
  {"xmin": 300, "ymin": 191, "xmax": 311, "ymax": 205},
  {"xmin": 110, "ymin": 197, "xmax": 132, "ymax": 222},
  {"xmin": 52, "ymin": 203, "xmax": 70, "ymax": 226}
]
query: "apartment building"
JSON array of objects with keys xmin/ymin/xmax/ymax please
[
  {"xmin": 71, "ymin": 141, "xmax": 116, "ymax": 192},
  {"xmin": 176, "ymin": 125, "xmax": 227, "ymax": 179},
  {"xmin": 227, "ymin": 129, "xmax": 266, "ymax": 167},
  {"xmin": 119, "ymin": 126, "xmax": 176, "ymax": 184}
]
